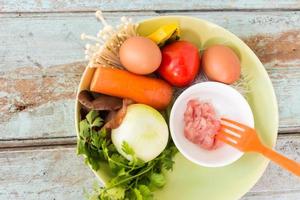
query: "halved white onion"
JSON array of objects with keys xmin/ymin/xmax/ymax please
[{"xmin": 111, "ymin": 104, "xmax": 169, "ymax": 162}]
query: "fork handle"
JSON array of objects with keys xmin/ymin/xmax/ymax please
[{"xmin": 259, "ymin": 145, "xmax": 300, "ymax": 176}]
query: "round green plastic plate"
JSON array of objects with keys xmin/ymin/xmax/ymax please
[{"xmin": 75, "ymin": 16, "xmax": 278, "ymax": 200}]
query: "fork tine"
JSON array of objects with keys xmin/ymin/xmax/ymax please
[
  {"xmin": 221, "ymin": 118, "xmax": 249, "ymax": 130},
  {"xmin": 218, "ymin": 129, "xmax": 240, "ymax": 141},
  {"xmin": 216, "ymin": 132, "xmax": 237, "ymax": 147},
  {"xmin": 221, "ymin": 124, "xmax": 244, "ymax": 136}
]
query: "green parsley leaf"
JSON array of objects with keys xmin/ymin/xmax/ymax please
[
  {"xmin": 108, "ymin": 143, "xmax": 117, "ymax": 152},
  {"xmin": 138, "ymin": 185, "xmax": 153, "ymax": 200},
  {"xmin": 86, "ymin": 110, "xmax": 99, "ymax": 125},
  {"xmin": 109, "ymin": 153, "xmax": 127, "ymax": 175},
  {"xmin": 125, "ymin": 190, "xmax": 136, "ymax": 200},
  {"xmin": 161, "ymin": 145, "xmax": 178, "ymax": 170},
  {"xmin": 91, "ymin": 130, "xmax": 101, "ymax": 149},
  {"xmin": 108, "ymin": 174, "xmax": 131, "ymax": 188},
  {"xmin": 77, "ymin": 139, "xmax": 86, "ymax": 155},
  {"xmin": 86, "ymin": 156, "xmax": 100, "ymax": 171},
  {"xmin": 99, "ymin": 128, "xmax": 107, "ymax": 138},
  {"xmin": 92, "ymin": 117, "xmax": 103, "ymax": 127},
  {"xmin": 111, "ymin": 153, "xmax": 127, "ymax": 165},
  {"xmin": 117, "ymin": 168, "xmax": 127, "ymax": 176},
  {"xmin": 79, "ymin": 119, "xmax": 90, "ymax": 139},
  {"xmin": 121, "ymin": 141, "xmax": 145, "ymax": 167},
  {"xmin": 102, "ymin": 187, "xmax": 125, "ymax": 200},
  {"xmin": 102, "ymin": 140, "xmax": 109, "ymax": 160},
  {"xmin": 150, "ymin": 173, "xmax": 166, "ymax": 188},
  {"xmin": 133, "ymin": 188, "xmax": 143, "ymax": 200},
  {"xmin": 162, "ymin": 158, "xmax": 174, "ymax": 170},
  {"xmin": 121, "ymin": 141, "xmax": 135, "ymax": 156}
]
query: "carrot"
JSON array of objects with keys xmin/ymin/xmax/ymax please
[{"xmin": 90, "ymin": 66, "xmax": 173, "ymax": 110}]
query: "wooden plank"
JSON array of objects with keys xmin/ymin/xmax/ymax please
[
  {"xmin": 244, "ymin": 190, "xmax": 300, "ymax": 200},
  {"xmin": 0, "ymin": 134, "xmax": 299, "ymax": 200},
  {"xmin": 0, "ymin": 137, "xmax": 76, "ymax": 149},
  {"xmin": 243, "ymin": 33, "xmax": 300, "ymax": 133},
  {"xmin": 1, "ymin": 0, "xmax": 300, "ymax": 12},
  {"xmin": 0, "ymin": 11, "xmax": 298, "ymax": 72},
  {"xmin": 0, "ymin": 11, "xmax": 300, "ymax": 140},
  {"xmin": 0, "ymin": 145, "xmax": 97, "ymax": 200},
  {"xmin": 0, "ymin": 61, "xmax": 85, "ymax": 140},
  {"xmin": 0, "ymin": 12, "xmax": 157, "ymax": 71},
  {"xmin": 1, "ymin": 11, "xmax": 299, "ymax": 70}
]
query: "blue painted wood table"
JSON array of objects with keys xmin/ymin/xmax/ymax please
[{"xmin": 0, "ymin": 1, "xmax": 299, "ymax": 199}]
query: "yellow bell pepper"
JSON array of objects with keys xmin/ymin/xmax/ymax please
[{"xmin": 147, "ymin": 23, "xmax": 180, "ymax": 46}]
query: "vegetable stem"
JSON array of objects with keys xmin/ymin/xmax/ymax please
[{"xmin": 105, "ymin": 163, "xmax": 155, "ymax": 190}]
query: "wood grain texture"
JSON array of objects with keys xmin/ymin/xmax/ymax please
[
  {"xmin": 0, "ymin": 12, "xmax": 299, "ymax": 140},
  {"xmin": 0, "ymin": 134, "xmax": 299, "ymax": 200},
  {"xmin": 0, "ymin": 61, "xmax": 86, "ymax": 140},
  {"xmin": 0, "ymin": 0, "xmax": 299, "ymax": 199},
  {"xmin": 0, "ymin": 13, "xmax": 156, "ymax": 71},
  {"xmin": 2, "ymin": 12, "xmax": 299, "ymax": 70},
  {"xmin": 244, "ymin": 31, "xmax": 300, "ymax": 133},
  {"xmin": 0, "ymin": 137, "xmax": 76, "ymax": 149},
  {"xmin": 0, "ymin": 0, "xmax": 300, "ymax": 12},
  {"xmin": 0, "ymin": 146, "xmax": 97, "ymax": 200}
]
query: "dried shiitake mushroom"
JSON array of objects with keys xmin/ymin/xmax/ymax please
[{"xmin": 78, "ymin": 90, "xmax": 123, "ymax": 111}]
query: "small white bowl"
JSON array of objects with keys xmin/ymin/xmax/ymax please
[{"xmin": 170, "ymin": 81, "xmax": 254, "ymax": 167}]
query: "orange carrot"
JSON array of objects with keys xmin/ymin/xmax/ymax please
[{"xmin": 90, "ymin": 67, "xmax": 173, "ymax": 110}]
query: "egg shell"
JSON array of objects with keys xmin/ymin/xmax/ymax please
[
  {"xmin": 119, "ymin": 36, "xmax": 162, "ymax": 75},
  {"xmin": 202, "ymin": 45, "xmax": 241, "ymax": 84}
]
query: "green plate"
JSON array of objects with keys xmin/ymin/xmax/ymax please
[{"xmin": 75, "ymin": 16, "xmax": 278, "ymax": 200}]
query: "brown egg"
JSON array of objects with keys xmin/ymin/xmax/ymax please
[
  {"xmin": 202, "ymin": 45, "xmax": 241, "ymax": 84},
  {"xmin": 119, "ymin": 36, "xmax": 162, "ymax": 75}
]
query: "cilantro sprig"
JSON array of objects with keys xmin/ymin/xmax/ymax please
[{"xmin": 77, "ymin": 110, "xmax": 178, "ymax": 200}]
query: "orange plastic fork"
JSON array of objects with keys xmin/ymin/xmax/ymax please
[{"xmin": 217, "ymin": 118, "xmax": 300, "ymax": 176}]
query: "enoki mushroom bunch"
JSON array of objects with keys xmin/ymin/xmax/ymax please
[{"xmin": 81, "ymin": 10, "xmax": 138, "ymax": 68}]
